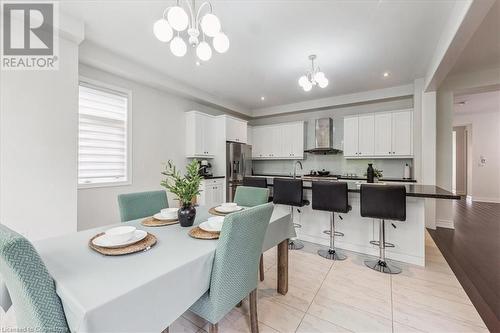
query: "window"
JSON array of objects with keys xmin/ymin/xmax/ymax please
[{"xmin": 78, "ymin": 80, "xmax": 131, "ymax": 187}]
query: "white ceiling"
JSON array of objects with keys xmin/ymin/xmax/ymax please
[
  {"xmin": 454, "ymin": 90, "xmax": 500, "ymax": 114},
  {"xmin": 449, "ymin": 0, "xmax": 500, "ymax": 76},
  {"xmin": 62, "ymin": 0, "xmax": 456, "ymax": 111}
]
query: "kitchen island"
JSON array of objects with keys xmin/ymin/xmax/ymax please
[{"xmin": 249, "ymin": 175, "xmax": 459, "ymax": 266}]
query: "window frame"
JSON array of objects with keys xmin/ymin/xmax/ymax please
[{"xmin": 77, "ymin": 76, "xmax": 133, "ymax": 189}]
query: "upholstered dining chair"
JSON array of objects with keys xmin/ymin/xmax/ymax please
[
  {"xmin": 233, "ymin": 186, "xmax": 270, "ymax": 281},
  {"xmin": 189, "ymin": 203, "xmax": 274, "ymax": 333},
  {"xmin": 117, "ymin": 190, "xmax": 168, "ymax": 222},
  {"xmin": 0, "ymin": 224, "xmax": 69, "ymax": 333}
]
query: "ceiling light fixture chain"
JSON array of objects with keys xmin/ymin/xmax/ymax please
[
  {"xmin": 298, "ymin": 54, "xmax": 329, "ymax": 91},
  {"xmin": 154, "ymin": 0, "xmax": 229, "ymax": 62}
]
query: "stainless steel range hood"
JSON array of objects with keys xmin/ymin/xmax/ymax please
[{"xmin": 304, "ymin": 118, "xmax": 343, "ymax": 154}]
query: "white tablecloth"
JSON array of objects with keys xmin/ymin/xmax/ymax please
[{"xmin": 1, "ymin": 206, "xmax": 293, "ymax": 332}]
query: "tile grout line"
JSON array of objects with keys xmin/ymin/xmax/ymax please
[{"xmin": 293, "ymin": 257, "xmax": 335, "ymax": 333}]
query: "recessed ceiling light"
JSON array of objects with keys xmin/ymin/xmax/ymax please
[
  {"xmin": 260, "ymin": 96, "xmax": 265, "ymax": 101},
  {"xmin": 195, "ymin": 60, "xmax": 201, "ymax": 66},
  {"xmin": 383, "ymin": 72, "xmax": 390, "ymax": 78}
]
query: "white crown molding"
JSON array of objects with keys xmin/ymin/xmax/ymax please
[
  {"xmin": 424, "ymin": 0, "xmax": 496, "ymax": 92},
  {"xmin": 78, "ymin": 41, "xmax": 251, "ymax": 116},
  {"xmin": 59, "ymin": 11, "xmax": 85, "ymax": 44},
  {"xmin": 251, "ymin": 84, "xmax": 414, "ymax": 118}
]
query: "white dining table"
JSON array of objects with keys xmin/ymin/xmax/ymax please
[{"xmin": 0, "ymin": 205, "xmax": 294, "ymax": 333}]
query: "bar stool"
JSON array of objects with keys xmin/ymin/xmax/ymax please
[
  {"xmin": 273, "ymin": 178, "xmax": 309, "ymax": 250},
  {"xmin": 312, "ymin": 181, "xmax": 350, "ymax": 260},
  {"xmin": 360, "ymin": 184, "xmax": 406, "ymax": 274},
  {"xmin": 243, "ymin": 177, "xmax": 272, "ymax": 202}
]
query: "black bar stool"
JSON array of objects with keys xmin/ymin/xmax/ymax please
[
  {"xmin": 243, "ymin": 177, "xmax": 267, "ymax": 188},
  {"xmin": 273, "ymin": 178, "xmax": 309, "ymax": 250},
  {"xmin": 360, "ymin": 184, "xmax": 406, "ymax": 274},
  {"xmin": 312, "ymin": 181, "xmax": 350, "ymax": 260},
  {"xmin": 243, "ymin": 177, "xmax": 272, "ymax": 202}
]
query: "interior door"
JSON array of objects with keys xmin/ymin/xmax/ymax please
[
  {"xmin": 374, "ymin": 112, "xmax": 392, "ymax": 156},
  {"xmin": 343, "ymin": 116, "xmax": 359, "ymax": 157},
  {"xmin": 358, "ymin": 114, "xmax": 375, "ymax": 156},
  {"xmin": 392, "ymin": 111, "xmax": 412, "ymax": 155}
]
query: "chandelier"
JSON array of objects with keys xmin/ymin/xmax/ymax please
[
  {"xmin": 153, "ymin": 0, "xmax": 229, "ymax": 62},
  {"xmin": 298, "ymin": 55, "xmax": 329, "ymax": 91}
]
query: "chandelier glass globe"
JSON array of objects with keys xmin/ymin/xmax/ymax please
[
  {"xmin": 318, "ymin": 77, "xmax": 329, "ymax": 88},
  {"xmin": 196, "ymin": 41, "xmax": 212, "ymax": 61},
  {"xmin": 167, "ymin": 6, "xmax": 189, "ymax": 31},
  {"xmin": 201, "ymin": 13, "xmax": 221, "ymax": 37},
  {"xmin": 213, "ymin": 32, "xmax": 229, "ymax": 53},
  {"xmin": 298, "ymin": 75, "xmax": 308, "ymax": 88},
  {"xmin": 170, "ymin": 36, "xmax": 187, "ymax": 57},
  {"xmin": 153, "ymin": 19, "xmax": 173, "ymax": 42},
  {"xmin": 314, "ymin": 71, "xmax": 325, "ymax": 82},
  {"xmin": 303, "ymin": 81, "xmax": 313, "ymax": 92}
]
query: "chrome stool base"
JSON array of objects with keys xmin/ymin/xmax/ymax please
[
  {"xmin": 364, "ymin": 259, "xmax": 401, "ymax": 274},
  {"xmin": 318, "ymin": 249, "xmax": 346, "ymax": 261},
  {"xmin": 288, "ymin": 239, "xmax": 304, "ymax": 250}
]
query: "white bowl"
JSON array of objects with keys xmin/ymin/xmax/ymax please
[
  {"xmin": 105, "ymin": 226, "xmax": 136, "ymax": 243},
  {"xmin": 160, "ymin": 208, "xmax": 178, "ymax": 219},
  {"xmin": 221, "ymin": 202, "xmax": 237, "ymax": 208}
]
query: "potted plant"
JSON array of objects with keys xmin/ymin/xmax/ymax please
[{"xmin": 161, "ymin": 160, "xmax": 202, "ymax": 227}]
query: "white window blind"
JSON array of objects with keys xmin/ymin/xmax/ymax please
[{"xmin": 78, "ymin": 82, "xmax": 129, "ymax": 186}]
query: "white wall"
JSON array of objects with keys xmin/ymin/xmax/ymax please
[
  {"xmin": 0, "ymin": 37, "xmax": 80, "ymax": 240},
  {"xmin": 454, "ymin": 111, "xmax": 500, "ymax": 202},
  {"xmin": 77, "ymin": 65, "xmax": 226, "ymax": 230}
]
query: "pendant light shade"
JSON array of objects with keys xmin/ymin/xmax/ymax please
[
  {"xmin": 201, "ymin": 13, "xmax": 221, "ymax": 37},
  {"xmin": 196, "ymin": 41, "xmax": 212, "ymax": 61},
  {"xmin": 298, "ymin": 55, "xmax": 329, "ymax": 91},
  {"xmin": 153, "ymin": 19, "xmax": 173, "ymax": 42},
  {"xmin": 167, "ymin": 6, "xmax": 189, "ymax": 31},
  {"xmin": 213, "ymin": 32, "xmax": 229, "ymax": 53},
  {"xmin": 170, "ymin": 36, "xmax": 187, "ymax": 57}
]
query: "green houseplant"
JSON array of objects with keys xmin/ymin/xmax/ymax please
[{"xmin": 161, "ymin": 159, "xmax": 202, "ymax": 227}]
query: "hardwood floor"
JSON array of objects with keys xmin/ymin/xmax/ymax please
[{"xmin": 428, "ymin": 198, "xmax": 500, "ymax": 332}]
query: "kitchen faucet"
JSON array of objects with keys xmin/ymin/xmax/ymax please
[{"xmin": 293, "ymin": 160, "xmax": 303, "ymax": 179}]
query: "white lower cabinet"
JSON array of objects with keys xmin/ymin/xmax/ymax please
[
  {"xmin": 197, "ymin": 179, "xmax": 224, "ymax": 207},
  {"xmin": 251, "ymin": 121, "xmax": 304, "ymax": 159}
]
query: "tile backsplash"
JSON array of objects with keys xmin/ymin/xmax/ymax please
[{"xmin": 252, "ymin": 155, "xmax": 413, "ymax": 179}]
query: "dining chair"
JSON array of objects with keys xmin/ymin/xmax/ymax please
[
  {"xmin": 0, "ymin": 224, "xmax": 69, "ymax": 333},
  {"xmin": 189, "ymin": 203, "xmax": 274, "ymax": 333},
  {"xmin": 117, "ymin": 190, "xmax": 168, "ymax": 222},
  {"xmin": 233, "ymin": 186, "xmax": 270, "ymax": 282}
]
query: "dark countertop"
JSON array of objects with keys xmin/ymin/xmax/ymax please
[
  {"xmin": 251, "ymin": 174, "xmax": 417, "ymax": 183},
  {"xmin": 202, "ymin": 176, "xmax": 225, "ymax": 179},
  {"xmin": 250, "ymin": 175, "xmax": 459, "ymax": 200}
]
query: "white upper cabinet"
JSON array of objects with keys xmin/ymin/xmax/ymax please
[
  {"xmin": 223, "ymin": 116, "xmax": 247, "ymax": 143},
  {"xmin": 343, "ymin": 109, "xmax": 413, "ymax": 158},
  {"xmin": 392, "ymin": 110, "xmax": 412, "ymax": 155},
  {"xmin": 357, "ymin": 114, "xmax": 374, "ymax": 156},
  {"xmin": 185, "ymin": 111, "xmax": 216, "ymax": 158},
  {"xmin": 251, "ymin": 121, "xmax": 304, "ymax": 159},
  {"xmin": 374, "ymin": 112, "xmax": 393, "ymax": 156},
  {"xmin": 343, "ymin": 116, "xmax": 359, "ymax": 157}
]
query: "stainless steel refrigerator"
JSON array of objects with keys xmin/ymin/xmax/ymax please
[{"xmin": 226, "ymin": 142, "xmax": 252, "ymax": 202}]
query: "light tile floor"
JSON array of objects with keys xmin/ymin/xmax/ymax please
[{"xmin": 0, "ymin": 232, "xmax": 488, "ymax": 333}]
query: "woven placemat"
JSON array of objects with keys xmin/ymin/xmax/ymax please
[
  {"xmin": 188, "ymin": 226, "xmax": 219, "ymax": 240},
  {"xmin": 89, "ymin": 232, "xmax": 157, "ymax": 256},
  {"xmin": 141, "ymin": 216, "xmax": 178, "ymax": 227},
  {"xmin": 208, "ymin": 206, "xmax": 244, "ymax": 216}
]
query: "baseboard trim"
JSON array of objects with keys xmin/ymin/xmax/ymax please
[
  {"xmin": 436, "ymin": 219, "xmax": 454, "ymax": 229},
  {"xmin": 471, "ymin": 196, "xmax": 500, "ymax": 203}
]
